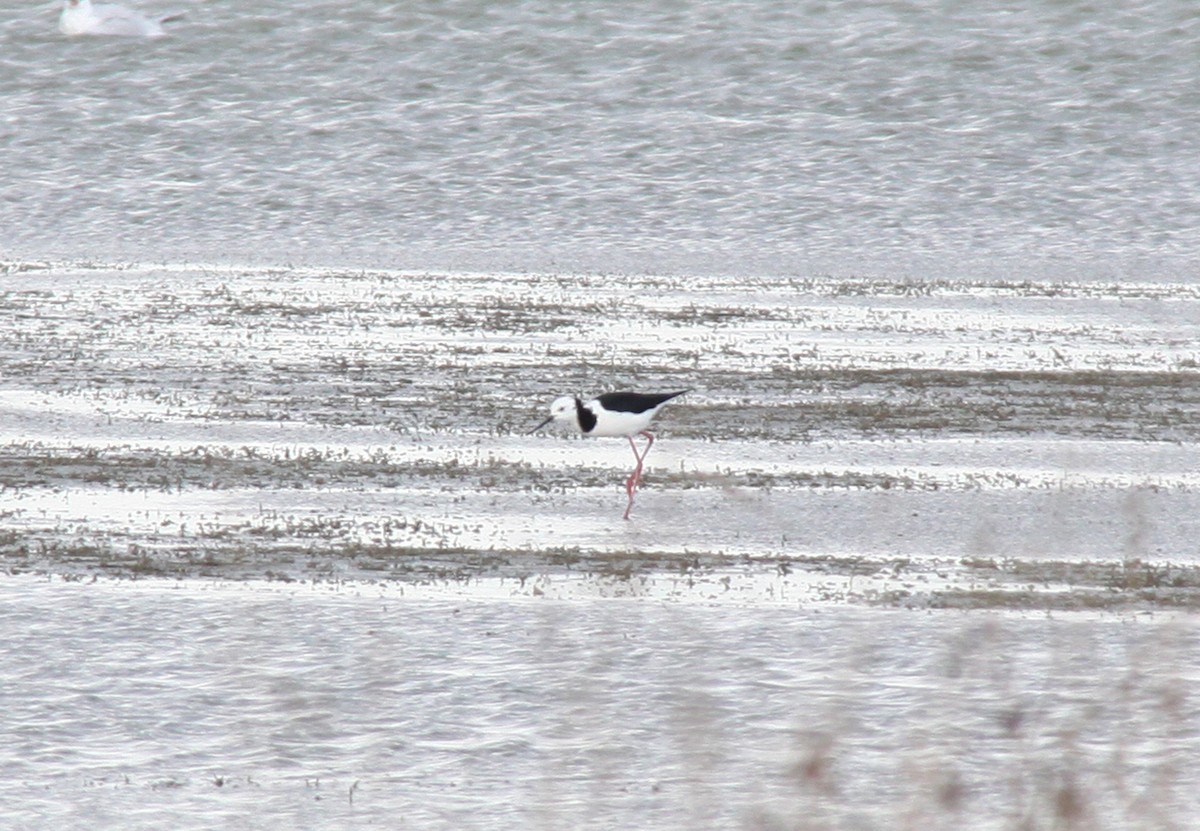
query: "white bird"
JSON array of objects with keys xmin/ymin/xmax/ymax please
[
  {"xmin": 532, "ymin": 390, "xmax": 689, "ymax": 520},
  {"xmin": 59, "ymin": 0, "xmax": 178, "ymax": 38}
]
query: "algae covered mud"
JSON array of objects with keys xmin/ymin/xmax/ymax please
[{"xmin": 3, "ymin": 261, "xmax": 1200, "ymax": 609}]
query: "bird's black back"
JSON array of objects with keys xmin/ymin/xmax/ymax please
[{"xmin": 595, "ymin": 390, "xmax": 689, "ymax": 414}]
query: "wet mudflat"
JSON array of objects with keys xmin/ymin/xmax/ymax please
[
  {"xmin": 2, "ymin": 262, "xmax": 1200, "ymax": 827},
  {"xmin": 4, "ymin": 262, "xmax": 1200, "ymax": 607}
]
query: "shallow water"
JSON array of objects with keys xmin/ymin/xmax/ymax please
[
  {"xmin": 1, "ymin": 577, "xmax": 1197, "ymax": 830},
  {"xmin": 3, "ymin": 0, "xmax": 1199, "ymax": 274}
]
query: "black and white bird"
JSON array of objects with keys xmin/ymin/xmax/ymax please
[{"xmin": 532, "ymin": 390, "xmax": 689, "ymax": 520}]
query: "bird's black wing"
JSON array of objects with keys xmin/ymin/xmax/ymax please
[{"xmin": 595, "ymin": 390, "xmax": 689, "ymax": 414}]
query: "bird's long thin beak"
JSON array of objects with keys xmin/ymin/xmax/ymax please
[{"xmin": 530, "ymin": 416, "xmax": 554, "ymax": 434}]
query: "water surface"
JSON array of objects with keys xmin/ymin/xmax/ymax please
[{"xmin": 2, "ymin": 0, "xmax": 1197, "ymax": 274}]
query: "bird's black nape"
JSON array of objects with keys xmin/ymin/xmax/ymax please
[
  {"xmin": 594, "ymin": 390, "xmax": 689, "ymax": 414},
  {"xmin": 574, "ymin": 397, "xmax": 597, "ymax": 432}
]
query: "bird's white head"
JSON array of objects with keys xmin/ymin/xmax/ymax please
[{"xmin": 530, "ymin": 395, "xmax": 579, "ymax": 433}]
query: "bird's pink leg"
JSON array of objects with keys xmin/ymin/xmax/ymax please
[
  {"xmin": 634, "ymin": 431, "xmax": 654, "ymax": 487},
  {"xmin": 622, "ymin": 431, "xmax": 655, "ymax": 520},
  {"xmin": 624, "ymin": 436, "xmax": 640, "ymax": 495}
]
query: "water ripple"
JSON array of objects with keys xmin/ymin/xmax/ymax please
[{"xmin": 2, "ymin": 0, "xmax": 1197, "ymax": 274}]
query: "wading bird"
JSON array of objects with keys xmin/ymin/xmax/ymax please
[{"xmin": 532, "ymin": 390, "xmax": 689, "ymax": 520}]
